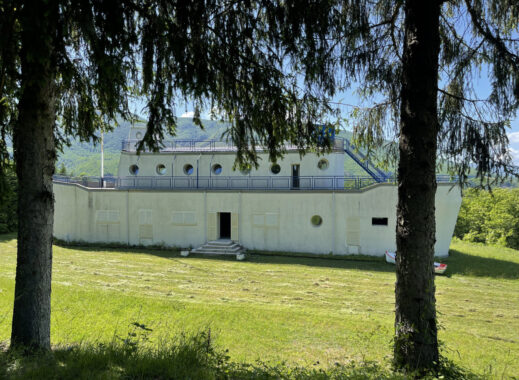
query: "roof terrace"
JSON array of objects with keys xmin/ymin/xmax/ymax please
[{"xmin": 121, "ymin": 137, "xmax": 345, "ymax": 153}]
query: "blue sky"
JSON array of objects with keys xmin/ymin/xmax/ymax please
[{"xmin": 176, "ymin": 88, "xmax": 519, "ymax": 165}]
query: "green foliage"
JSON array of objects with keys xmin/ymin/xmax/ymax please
[
  {"xmin": 455, "ymin": 188, "xmax": 519, "ymax": 249},
  {"xmin": 57, "ymin": 163, "xmax": 67, "ymax": 176},
  {"xmin": 304, "ymin": 0, "xmax": 519, "ymax": 187},
  {"xmin": 0, "ymin": 328, "xmax": 478, "ymax": 380},
  {"xmin": 0, "ymin": 164, "xmax": 16, "ymax": 233},
  {"xmin": 0, "ymin": 1, "xmax": 341, "ymax": 176}
]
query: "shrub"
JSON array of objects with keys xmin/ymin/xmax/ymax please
[{"xmin": 454, "ymin": 188, "xmax": 519, "ymax": 249}]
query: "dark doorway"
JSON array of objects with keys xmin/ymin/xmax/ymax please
[
  {"xmin": 291, "ymin": 164, "xmax": 300, "ymax": 188},
  {"xmin": 219, "ymin": 212, "xmax": 231, "ymax": 239}
]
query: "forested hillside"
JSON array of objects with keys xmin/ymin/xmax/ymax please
[{"xmin": 11, "ymin": 115, "xmax": 494, "ymax": 179}]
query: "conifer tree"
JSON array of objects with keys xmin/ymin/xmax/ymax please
[
  {"xmin": 282, "ymin": 0, "xmax": 518, "ymax": 373},
  {"xmin": 246, "ymin": 0, "xmax": 516, "ymax": 372},
  {"xmin": 57, "ymin": 163, "xmax": 67, "ymax": 176},
  {"xmin": 0, "ymin": 1, "xmax": 333, "ymax": 350}
]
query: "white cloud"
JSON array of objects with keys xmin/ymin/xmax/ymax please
[
  {"xmin": 180, "ymin": 111, "xmax": 195, "ymax": 118},
  {"xmin": 509, "ymin": 147, "xmax": 519, "ymax": 164},
  {"xmin": 505, "ymin": 132, "xmax": 519, "ymax": 164},
  {"xmin": 508, "ymin": 132, "xmax": 519, "ymax": 144}
]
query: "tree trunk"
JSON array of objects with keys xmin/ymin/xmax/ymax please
[
  {"xmin": 394, "ymin": 0, "xmax": 441, "ymax": 373},
  {"xmin": 11, "ymin": 1, "xmax": 57, "ymax": 350}
]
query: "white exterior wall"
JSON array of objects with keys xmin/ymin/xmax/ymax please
[
  {"xmin": 117, "ymin": 151, "xmax": 344, "ymax": 178},
  {"xmin": 54, "ymin": 183, "xmax": 461, "ymax": 257}
]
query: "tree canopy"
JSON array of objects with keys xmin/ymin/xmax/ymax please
[
  {"xmin": 0, "ymin": 1, "xmax": 339, "ymax": 175},
  {"xmin": 280, "ymin": 0, "xmax": 519, "ymax": 186}
]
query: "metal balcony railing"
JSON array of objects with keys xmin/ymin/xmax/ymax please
[
  {"xmin": 115, "ymin": 175, "xmax": 381, "ymax": 190},
  {"xmin": 53, "ymin": 174, "xmax": 458, "ymax": 190},
  {"xmin": 52, "ymin": 175, "xmax": 117, "ymax": 188},
  {"xmin": 121, "ymin": 138, "xmax": 345, "ymax": 153}
]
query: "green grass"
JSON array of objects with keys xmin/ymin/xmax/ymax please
[
  {"xmin": 1, "ymin": 234, "xmax": 518, "ymax": 378},
  {"xmin": 1, "ymin": 335, "xmax": 461, "ymax": 380}
]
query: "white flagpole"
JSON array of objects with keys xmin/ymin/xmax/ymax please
[{"xmin": 100, "ymin": 128, "xmax": 104, "ymax": 186}]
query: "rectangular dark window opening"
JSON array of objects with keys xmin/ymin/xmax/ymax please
[
  {"xmin": 291, "ymin": 164, "xmax": 300, "ymax": 189},
  {"xmin": 372, "ymin": 217, "xmax": 388, "ymax": 226},
  {"xmin": 219, "ymin": 212, "xmax": 231, "ymax": 239}
]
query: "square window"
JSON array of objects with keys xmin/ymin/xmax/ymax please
[{"xmin": 372, "ymin": 217, "xmax": 388, "ymax": 226}]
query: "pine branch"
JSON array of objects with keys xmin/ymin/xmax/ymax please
[
  {"xmin": 464, "ymin": 0, "xmax": 519, "ymax": 65},
  {"xmin": 438, "ymin": 88, "xmax": 487, "ymax": 103}
]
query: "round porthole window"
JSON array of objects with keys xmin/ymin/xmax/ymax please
[
  {"xmin": 184, "ymin": 164, "xmax": 194, "ymax": 175},
  {"xmin": 270, "ymin": 164, "xmax": 281, "ymax": 175},
  {"xmin": 135, "ymin": 131, "xmax": 143, "ymax": 140},
  {"xmin": 311, "ymin": 215, "xmax": 323, "ymax": 227},
  {"xmin": 156, "ymin": 164, "xmax": 166, "ymax": 175},
  {"xmin": 212, "ymin": 164, "xmax": 223, "ymax": 175},
  {"xmin": 129, "ymin": 164, "xmax": 139, "ymax": 175},
  {"xmin": 318, "ymin": 159, "xmax": 329, "ymax": 171}
]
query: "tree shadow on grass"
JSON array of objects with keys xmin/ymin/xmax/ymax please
[
  {"xmin": 53, "ymin": 239, "xmax": 183, "ymax": 260},
  {"xmin": 445, "ymin": 249, "xmax": 519, "ymax": 279},
  {"xmin": 0, "ymin": 233, "xmax": 16, "ymax": 243},
  {"xmin": 46, "ymin": 238, "xmax": 519, "ymax": 279},
  {"xmin": 53, "ymin": 239, "xmax": 397, "ymax": 273},
  {"xmin": 235, "ymin": 252, "xmax": 395, "ymax": 273}
]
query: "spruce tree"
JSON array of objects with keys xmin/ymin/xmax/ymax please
[
  {"xmin": 58, "ymin": 163, "xmax": 67, "ymax": 176},
  {"xmin": 0, "ymin": 1, "xmax": 333, "ymax": 350},
  {"xmin": 256, "ymin": 0, "xmax": 517, "ymax": 372},
  {"xmin": 290, "ymin": 0, "xmax": 518, "ymax": 373}
]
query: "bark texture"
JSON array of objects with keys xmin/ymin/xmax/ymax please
[
  {"xmin": 394, "ymin": 0, "xmax": 441, "ymax": 372},
  {"xmin": 11, "ymin": 1, "xmax": 58, "ymax": 350}
]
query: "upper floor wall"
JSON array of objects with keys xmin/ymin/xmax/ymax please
[
  {"xmin": 117, "ymin": 150, "xmax": 345, "ymax": 181},
  {"xmin": 117, "ymin": 126, "xmax": 346, "ymax": 186}
]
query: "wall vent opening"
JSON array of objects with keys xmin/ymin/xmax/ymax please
[{"xmin": 372, "ymin": 217, "xmax": 388, "ymax": 226}]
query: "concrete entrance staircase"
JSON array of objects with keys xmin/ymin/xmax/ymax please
[{"xmin": 191, "ymin": 239, "xmax": 245, "ymax": 257}]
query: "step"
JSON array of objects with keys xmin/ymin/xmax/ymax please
[
  {"xmin": 207, "ymin": 239, "xmax": 235, "ymax": 246},
  {"xmin": 191, "ymin": 250, "xmax": 240, "ymax": 256},
  {"xmin": 192, "ymin": 246, "xmax": 243, "ymax": 253},
  {"xmin": 191, "ymin": 241, "xmax": 245, "ymax": 256},
  {"xmin": 194, "ymin": 242, "xmax": 241, "ymax": 249},
  {"xmin": 201, "ymin": 244, "xmax": 241, "ymax": 251}
]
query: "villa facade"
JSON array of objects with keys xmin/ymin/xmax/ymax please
[{"xmin": 53, "ymin": 125, "xmax": 462, "ymax": 256}]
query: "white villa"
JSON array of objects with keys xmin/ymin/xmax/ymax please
[{"xmin": 53, "ymin": 125, "xmax": 462, "ymax": 256}]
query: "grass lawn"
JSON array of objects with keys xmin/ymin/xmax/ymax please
[{"xmin": 1, "ymin": 234, "xmax": 518, "ymax": 378}]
